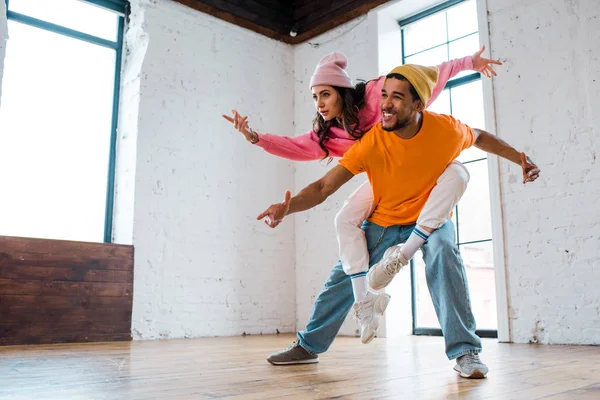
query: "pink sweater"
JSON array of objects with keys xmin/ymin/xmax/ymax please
[{"xmin": 254, "ymin": 56, "xmax": 474, "ymax": 161}]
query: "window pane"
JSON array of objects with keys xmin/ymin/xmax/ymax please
[
  {"xmin": 0, "ymin": 22, "xmax": 116, "ymax": 242},
  {"xmin": 456, "ymin": 160, "xmax": 492, "ymax": 243},
  {"xmin": 448, "ymin": 33, "xmax": 480, "ymax": 79},
  {"xmin": 404, "ymin": 45, "xmax": 448, "ymax": 70},
  {"xmin": 413, "ymin": 251, "xmax": 441, "ymax": 329},
  {"xmin": 451, "ymin": 80, "xmax": 487, "ymax": 162},
  {"xmin": 427, "ymin": 88, "xmax": 450, "ymax": 115},
  {"xmin": 449, "ymin": 33, "xmax": 480, "ymax": 59},
  {"xmin": 447, "ymin": 0, "xmax": 478, "ymax": 41},
  {"xmin": 403, "ymin": 12, "xmax": 447, "ymax": 56},
  {"xmin": 460, "ymin": 241, "xmax": 497, "ymax": 329},
  {"xmin": 8, "ymin": 0, "xmax": 119, "ymax": 41}
]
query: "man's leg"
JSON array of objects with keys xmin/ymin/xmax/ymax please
[
  {"xmin": 267, "ymin": 221, "xmax": 400, "ymax": 364},
  {"xmin": 299, "ymin": 221, "xmax": 396, "ymax": 351},
  {"xmin": 368, "ymin": 161, "xmax": 470, "ymax": 291},
  {"xmin": 421, "ymin": 220, "xmax": 488, "ymax": 378}
]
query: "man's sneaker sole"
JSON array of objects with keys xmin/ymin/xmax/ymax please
[
  {"xmin": 361, "ymin": 293, "xmax": 391, "ymax": 344},
  {"xmin": 267, "ymin": 357, "xmax": 319, "ymax": 365},
  {"xmin": 453, "ymin": 365, "xmax": 487, "ymax": 379}
]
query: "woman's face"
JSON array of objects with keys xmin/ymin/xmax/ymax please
[{"xmin": 311, "ymin": 85, "xmax": 343, "ymax": 121}]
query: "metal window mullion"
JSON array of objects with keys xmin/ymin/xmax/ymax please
[
  {"xmin": 414, "ymin": 328, "xmax": 498, "ymax": 338},
  {"xmin": 455, "ymin": 203, "xmax": 460, "ymax": 244},
  {"xmin": 398, "ymin": 0, "xmax": 466, "ymax": 27},
  {"xmin": 103, "ymin": 16, "xmax": 124, "ymax": 243},
  {"xmin": 410, "ymin": 259, "xmax": 417, "ymax": 332},
  {"xmin": 82, "ymin": 0, "xmax": 127, "ymax": 15},
  {"xmin": 462, "ymin": 157, "xmax": 487, "ymax": 165},
  {"xmin": 403, "ymin": 41, "xmax": 447, "ymax": 60},
  {"xmin": 402, "ymin": 32, "xmax": 478, "ymax": 59},
  {"xmin": 6, "ymin": 10, "xmax": 119, "ymax": 49},
  {"xmin": 401, "ymin": 26, "xmax": 406, "ymax": 64},
  {"xmin": 458, "ymin": 238, "xmax": 493, "ymax": 247}
]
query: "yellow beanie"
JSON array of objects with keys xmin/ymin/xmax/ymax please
[{"xmin": 387, "ymin": 64, "xmax": 439, "ymax": 106}]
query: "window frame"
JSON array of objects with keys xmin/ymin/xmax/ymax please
[
  {"xmin": 4, "ymin": 0, "xmax": 126, "ymax": 243},
  {"xmin": 398, "ymin": 0, "xmax": 498, "ymax": 339}
]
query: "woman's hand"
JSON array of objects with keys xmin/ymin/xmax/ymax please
[
  {"xmin": 222, "ymin": 109, "xmax": 258, "ymax": 143},
  {"xmin": 472, "ymin": 45, "xmax": 503, "ymax": 78}
]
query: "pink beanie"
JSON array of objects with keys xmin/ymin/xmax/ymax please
[{"xmin": 309, "ymin": 52, "xmax": 354, "ymax": 89}]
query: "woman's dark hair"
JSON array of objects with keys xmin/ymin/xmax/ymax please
[{"xmin": 312, "ymin": 80, "xmax": 369, "ymax": 159}]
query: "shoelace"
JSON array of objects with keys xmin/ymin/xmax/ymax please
[
  {"xmin": 460, "ymin": 353, "xmax": 483, "ymax": 366},
  {"xmin": 352, "ymin": 304, "xmax": 365, "ymax": 322},
  {"xmin": 383, "ymin": 249, "xmax": 405, "ymax": 275},
  {"xmin": 352, "ymin": 298, "xmax": 373, "ymax": 323},
  {"xmin": 281, "ymin": 341, "xmax": 300, "ymax": 353}
]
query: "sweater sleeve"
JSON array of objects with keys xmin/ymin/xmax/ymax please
[
  {"xmin": 427, "ymin": 56, "xmax": 474, "ymax": 107},
  {"xmin": 252, "ymin": 130, "xmax": 328, "ymax": 161}
]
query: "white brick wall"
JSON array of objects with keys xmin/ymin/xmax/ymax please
[
  {"xmin": 0, "ymin": 1, "xmax": 7, "ymax": 106},
  {"xmin": 488, "ymin": 0, "xmax": 600, "ymax": 344},
  {"xmin": 1, "ymin": 0, "xmax": 597, "ymax": 344},
  {"xmin": 125, "ymin": 0, "xmax": 297, "ymax": 339},
  {"xmin": 293, "ymin": 14, "xmax": 379, "ymax": 336}
]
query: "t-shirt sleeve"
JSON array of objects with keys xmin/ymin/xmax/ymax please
[
  {"xmin": 449, "ymin": 115, "xmax": 477, "ymax": 150},
  {"xmin": 338, "ymin": 139, "xmax": 366, "ymax": 175}
]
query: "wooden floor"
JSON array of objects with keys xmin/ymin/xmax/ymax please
[{"xmin": 1, "ymin": 334, "xmax": 599, "ymax": 400}]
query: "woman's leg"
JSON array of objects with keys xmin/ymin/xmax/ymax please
[{"xmin": 334, "ymin": 180, "xmax": 375, "ymax": 302}]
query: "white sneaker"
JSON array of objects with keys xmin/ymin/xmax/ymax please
[
  {"xmin": 352, "ymin": 291, "xmax": 391, "ymax": 344},
  {"xmin": 367, "ymin": 245, "xmax": 408, "ymax": 291},
  {"xmin": 453, "ymin": 353, "xmax": 489, "ymax": 378}
]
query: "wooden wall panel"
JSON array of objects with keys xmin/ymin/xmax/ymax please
[{"xmin": 0, "ymin": 236, "xmax": 134, "ymax": 346}]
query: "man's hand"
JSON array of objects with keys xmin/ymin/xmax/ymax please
[
  {"xmin": 257, "ymin": 191, "xmax": 292, "ymax": 228},
  {"xmin": 472, "ymin": 45, "xmax": 503, "ymax": 78},
  {"xmin": 520, "ymin": 152, "xmax": 540, "ymax": 184}
]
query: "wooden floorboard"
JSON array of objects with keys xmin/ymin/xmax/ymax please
[{"xmin": 0, "ymin": 334, "xmax": 599, "ymax": 399}]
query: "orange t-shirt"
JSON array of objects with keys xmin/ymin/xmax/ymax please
[{"xmin": 339, "ymin": 111, "xmax": 476, "ymax": 227}]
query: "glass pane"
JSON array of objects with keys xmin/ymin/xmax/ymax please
[
  {"xmin": 460, "ymin": 241, "xmax": 497, "ymax": 329},
  {"xmin": 403, "ymin": 12, "xmax": 447, "ymax": 57},
  {"xmin": 448, "ymin": 33, "xmax": 480, "ymax": 79},
  {"xmin": 447, "ymin": 0, "xmax": 478, "ymax": 41},
  {"xmin": 451, "ymin": 80, "xmax": 487, "ymax": 162},
  {"xmin": 413, "ymin": 251, "xmax": 441, "ymax": 329},
  {"xmin": 0, "ymin": 21, "xmax": 116, "ymax": 242},
  {"xmin": 427, "ymin": 88, "xmax": 450, "ymax": 114},
  {"xmin": 8, "ymin": 0, "xmax": 119, "ymax": 41},
  {"xmin": 456, "ymin": 160, "xmax": 492, "ymax": 244},
  {"xmin": 404, "ymin": 45, "xmax": 448, "ymax": 70}
]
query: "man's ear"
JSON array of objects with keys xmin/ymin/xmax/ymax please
[{"xmin": 415, "ymin": 99, "xmax": 425, "ymax": 113}]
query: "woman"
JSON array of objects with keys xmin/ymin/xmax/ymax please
[{"xmin": 222, "ymin": 47, "xmax": 502, "ymax": 332}]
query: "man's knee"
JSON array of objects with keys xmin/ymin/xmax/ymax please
[{"xmin": 425, "ymin": 225, "xmax": 459, "ymax": 260}]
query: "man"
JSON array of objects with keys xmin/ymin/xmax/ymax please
[{"xmin": 257, "ymin": 64, "xmax": 540, "ymax": 378}]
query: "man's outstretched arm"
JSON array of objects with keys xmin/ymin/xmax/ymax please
[
  {"xmin": 257, "ymin": 165, "xmax": 355, "ymax": 228},
  {"xmin": 473, "ymin": 128, "xmax": 541, "ymax": 184}
]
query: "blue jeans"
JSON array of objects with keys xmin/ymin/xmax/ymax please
[{"xmin": 297, "ymin": 220, "xmax": 482, "ymax": 360}]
